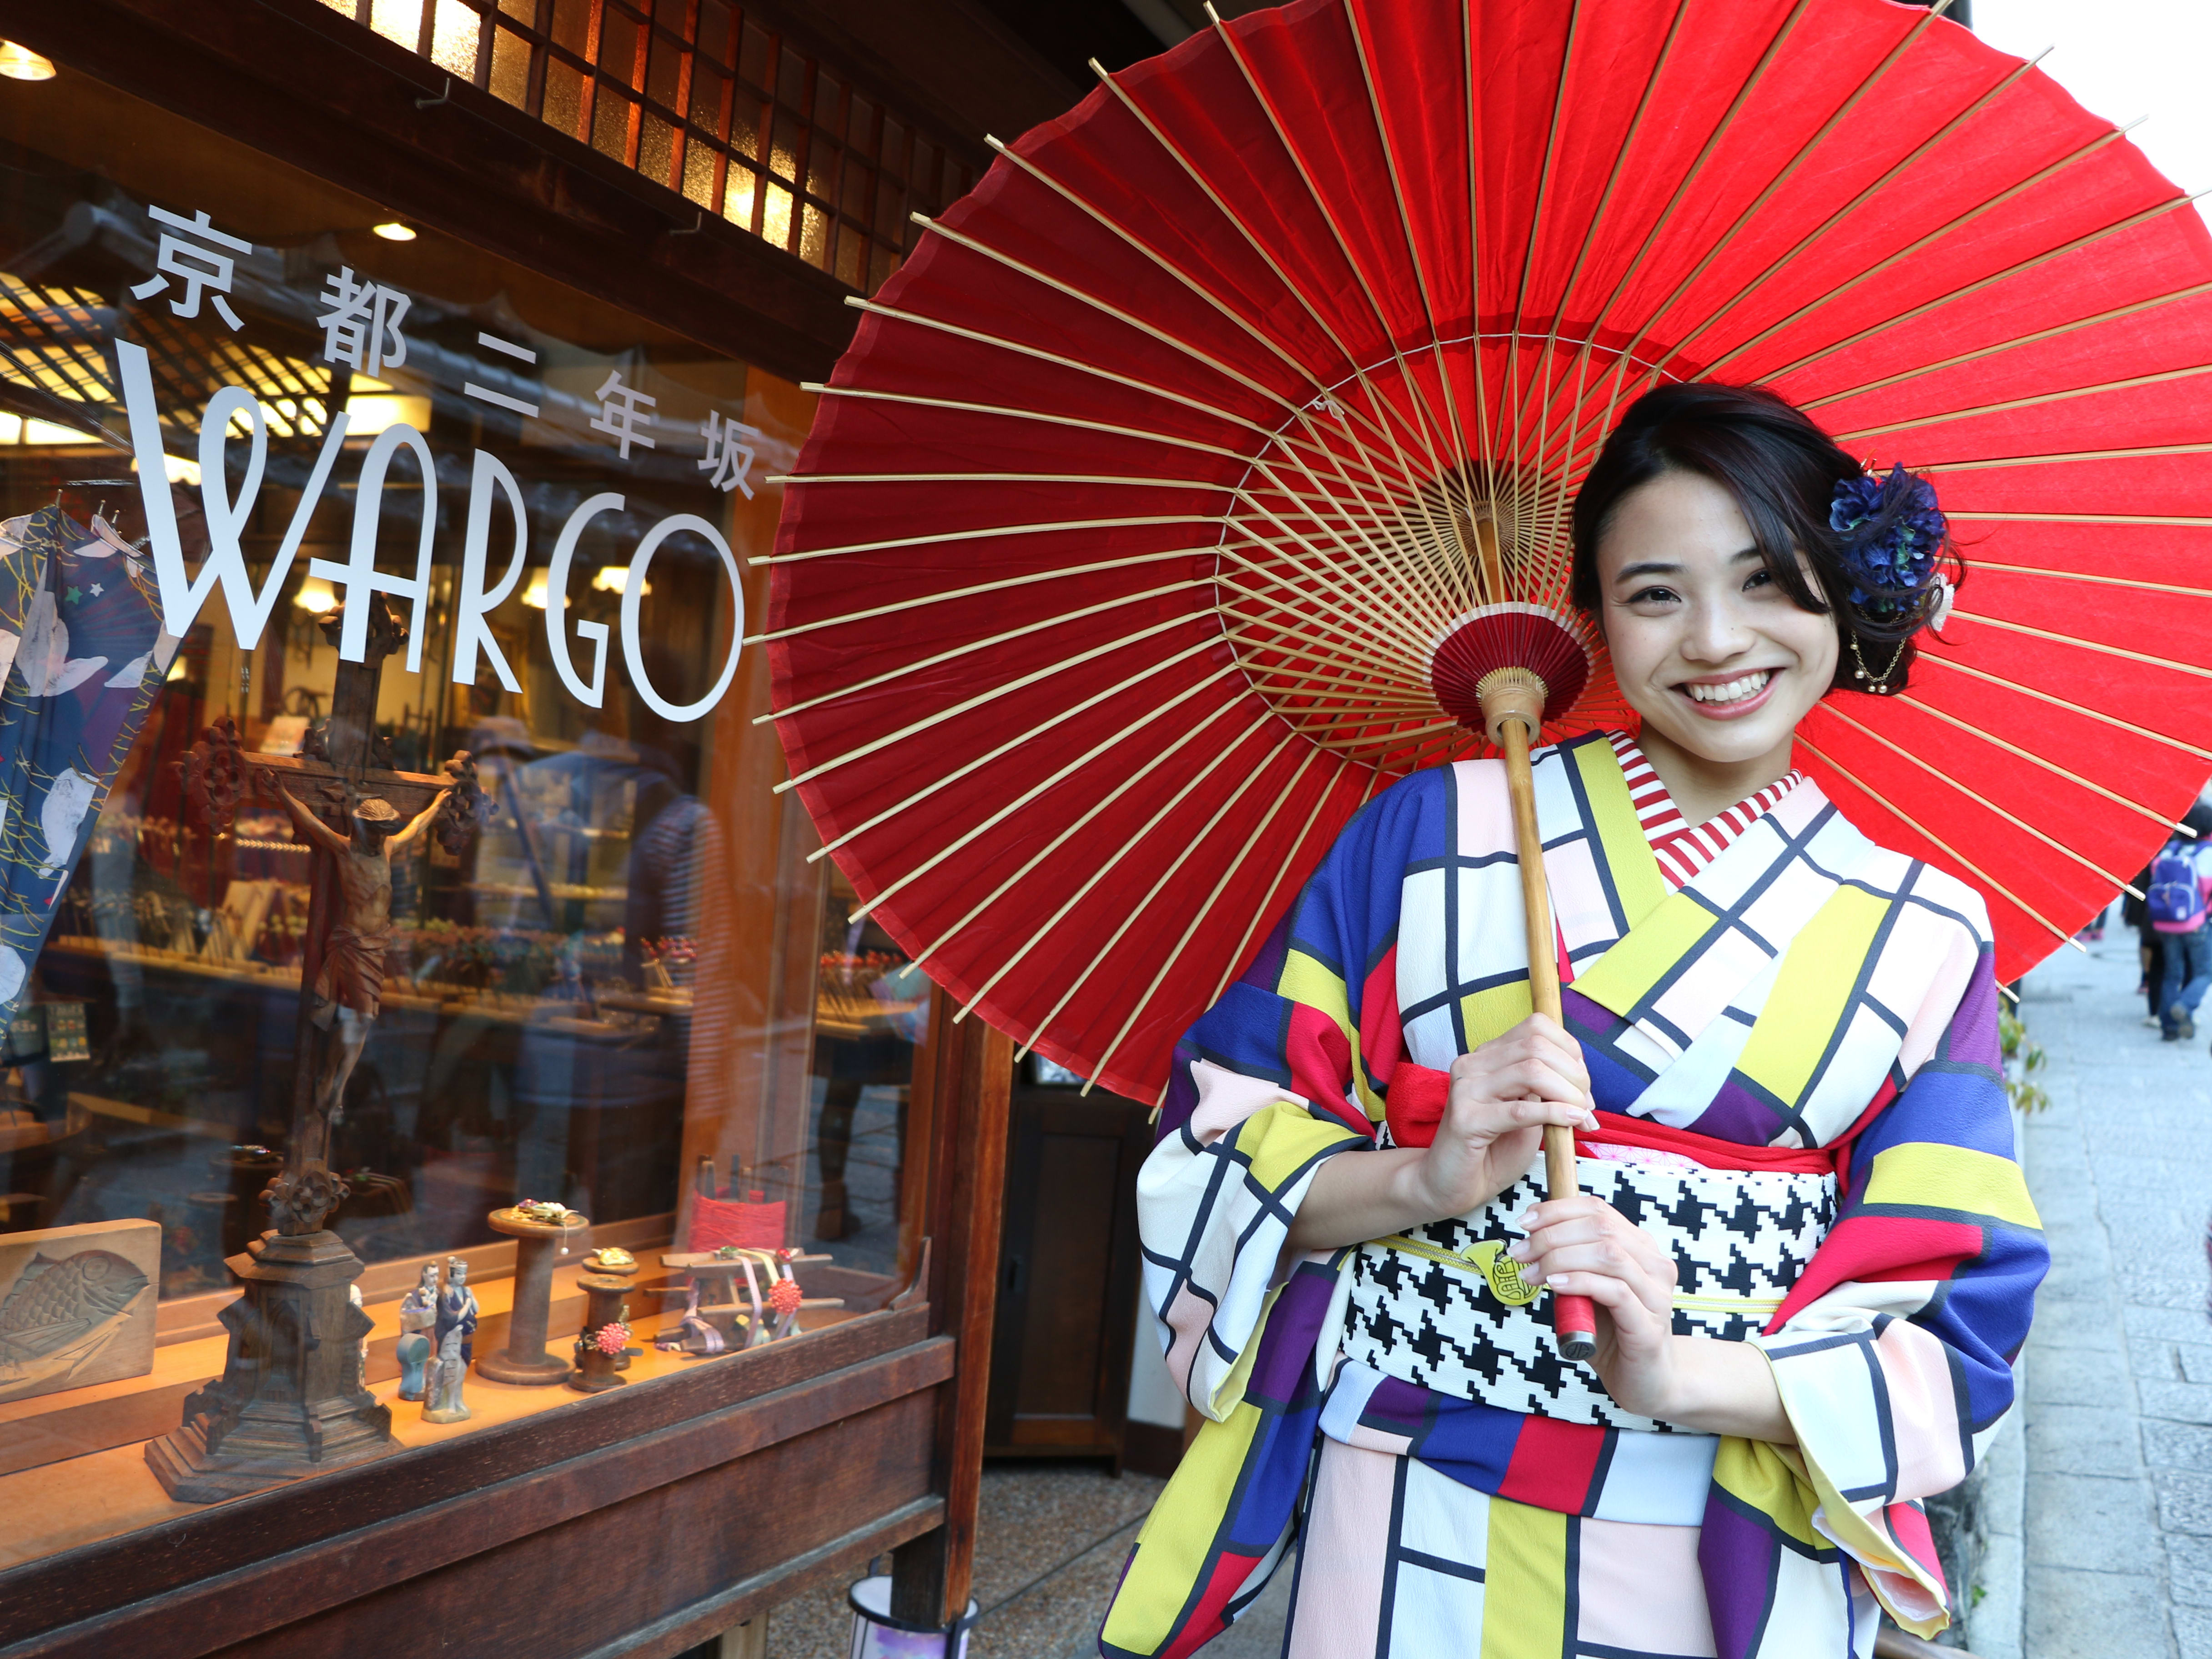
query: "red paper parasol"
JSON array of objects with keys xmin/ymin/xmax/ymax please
[{"xmin": 768, "ymin": 0, "xmax": 2212, "ymax": 1109}]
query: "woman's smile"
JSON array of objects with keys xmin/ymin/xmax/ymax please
[{"xmin": 1675, "ymin": 668, "xmax": 1777, "ymax": 717}]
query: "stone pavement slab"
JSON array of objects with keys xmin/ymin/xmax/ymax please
[{"xmin": 2018, "ymin": 930, "xmax": 2212, "ymax": 1659}]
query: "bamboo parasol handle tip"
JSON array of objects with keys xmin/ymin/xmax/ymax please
[
  {"xmin": 1476, "ymin": 666, "xmax": 1549, "ymax": 749},
  {"xmin": 1553, "ymin": 1313, "xmax": 1597, "ymax": 1362}
]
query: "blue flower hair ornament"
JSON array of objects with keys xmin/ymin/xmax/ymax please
[{"xmin": 1829, "ymin": 462, "xmax": 1955, "ymax": 689}]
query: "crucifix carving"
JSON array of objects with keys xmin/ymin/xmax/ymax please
[
  {"xmin": 220, "ymin": 594, "xmax": 483, "ymax": 1233},
  {"xmin": 150, "ymin": 592, "xmax": 484, "ymax": 1502}
]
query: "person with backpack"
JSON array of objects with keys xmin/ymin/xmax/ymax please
[{"xmin": 2150, "ymin": 825, "xmax": 2212, "ymax": 1040}]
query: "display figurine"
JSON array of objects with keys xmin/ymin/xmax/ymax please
[
  {"xmin": 395, "ymin": 1260, "xmax": 438, "ymax": 1401},
  {"xmin": 271, "ymin": 780, "xmax": 451, "ymax": 1151},
  {"xmin": 421, "ymin": 1256, "xmax": 477, "ymax": 1424}
]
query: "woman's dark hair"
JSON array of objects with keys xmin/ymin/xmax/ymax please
[{"xmin": 1568, "ymin": 382, "xmax": 1960, "ymax": 693}]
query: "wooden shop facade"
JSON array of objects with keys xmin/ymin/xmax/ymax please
[{"xmin": 0, "ymin": 1, "xmax": 1178, "ymax": 1653}]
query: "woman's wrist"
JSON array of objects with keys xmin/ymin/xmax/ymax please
[{"xmin": 1617, "ymin": 1334, "xmax": 1794, "ymax": 1443}]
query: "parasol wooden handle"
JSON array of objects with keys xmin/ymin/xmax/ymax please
[{"xmin": 1481, "ymin": 669, "xmax": 1599, "ymax": 1362}]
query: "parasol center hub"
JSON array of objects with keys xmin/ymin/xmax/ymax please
[
  {"xmin": 1428, "ymin": 604, "xmax": 1596, "ymax": 744},
  {"xmin": 1474, "ymin": 667, "xmax": 1548, "ymax": 748}
]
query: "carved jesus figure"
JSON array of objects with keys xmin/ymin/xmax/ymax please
[{"xmin": 275, "ymin": 783, "xmax": 449, "ymax": 1156}]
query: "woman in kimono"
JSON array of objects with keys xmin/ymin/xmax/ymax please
[{"xmin": 1102, "ymin": 384, "xmax": 2047, "ymax": 1659}]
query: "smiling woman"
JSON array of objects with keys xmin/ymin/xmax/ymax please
[{"xmin": 1113, "ymin": 382, "xmax": 2044, "ymax": 1659}]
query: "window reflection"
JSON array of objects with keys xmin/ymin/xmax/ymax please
[{"xmin": 0, "ymin": 70, "xmax": 916, "ymax": 1328}]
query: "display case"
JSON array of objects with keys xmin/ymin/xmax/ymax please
[{"xmin": 0, "ymin": 5, "xmax": 1010, "ymax": 1650}]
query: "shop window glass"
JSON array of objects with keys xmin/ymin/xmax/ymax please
[
  {"xmin": 647, "ymin": 30, "xmax": 684, "ymax": 109},
  {"xmin": 639, "ymin": 116, "xmax": 676, "ymax": 191},
  {"xmin": 873, "ymin": 183, "xmax": 905, "ymax": 246},
  {"xmin": 799, "ymin": 202, "xmax": 830, "ymax": 271},
  {"xmin": 776, "ymin": 46, "xmax": 807, "ymax": 113},
  {"xmin": 761, "ymin": 180, "xmax": 794, "ymax": 252},
  {"xmin": 688, "ymin": 62, "xmax": 724, "ymax": 134},
  {"xmin": 806, "ymin": 141, "xmax": 839, "ymax": 208},
  {"xmin": 724, "ymin": 166, "xmax": 759, "ymax": 233},
  {"xmin": 428, "ymin": 0, "xmax": 483, "ymax": 79},
  {"xmin": 0, "ymin": 67, "xmax": 916, "ymax": 1551},
  {"xmin": 551, "ymin": 0, "xmax": 592, "ymax": 54},
  {"xmin": 593, "ymin": 87, "xmax": 634, "ymax": 161},
  {"xmin": 490, "ymin": 24, "xmax": 533, "ymax": 110},
  {"xmin": 681, "ymin": 143, "xmax": 719, "ymax": 211},
  {"xmin": 769, "ymin": 111, "xmax": 799, "ymax": 184},
  {"xmin": 834, "ymin": 224, "xmax": 865, "ymax": 290},
  {"xmin": 737, "ymin": 19, "xmax": 770, "ymax": 93},
  {"xmin": 695, "ymin": 1, "xmax": 731, "ymax": 69},
  {"xmin": 729, "ymin": 91, "xmax": 764, "ymax": 169},
  {"xmin": 368, "ymin": 0, "xmax": 426, "ymax": 53},
  {"xmin": 599, "ymin": 8, "xmax": 640, "ymax": 85},
  {"xmin": 543, "ymin": 58, "xmax": 585, "ymax": 143},
  {"xmin": 814, "ymin": 75, "xmax": 845, "ymax": 146}
]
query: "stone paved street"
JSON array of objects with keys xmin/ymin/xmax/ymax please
[{"xmin": 2018, "ymin": 921, "xmax": 2212, "ymax": 1659}]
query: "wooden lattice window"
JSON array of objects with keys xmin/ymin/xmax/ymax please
[{"xmin": 318, "ymin": 0, "xmax": 979, "ymax": 293}]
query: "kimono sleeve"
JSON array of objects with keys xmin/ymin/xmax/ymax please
[
  {"xmin": 1747, "ymin": 948, "xmax": 2047, "ymax": 1637},
  {"xmin": 1136, "ymin": 770, "xmax": 1442, "ymax": 1422}
]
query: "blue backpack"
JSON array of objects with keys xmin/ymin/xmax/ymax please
[{"xmin": 2149, "ymin": 841, "xmax": 2207, "ymax": 933}]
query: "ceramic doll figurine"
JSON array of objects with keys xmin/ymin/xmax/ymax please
[
  {"xmin": 422, "ymin": 1256, "xmax": 477, "ymax": 1423},
  {"xmin": 395, "ymin": 1261, "xmax": 438, "ymax": 1401}
]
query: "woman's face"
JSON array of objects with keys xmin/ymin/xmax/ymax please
[{"xmin": 1593, "ymin": 469, "xmax": 1837, "ymax": 769}]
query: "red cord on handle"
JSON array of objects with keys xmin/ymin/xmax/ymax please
[{"xmin": 1551, "ymin": 1294, "xmax": 1598, "ymax": 1361}]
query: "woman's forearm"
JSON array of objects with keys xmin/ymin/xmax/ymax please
[
  {"xmin": 1283, "ymin": 1146, "xmax": 1449, "ymax": 1253},
  {"xmin": 1642, "ymin": 1336, "xmax": 1795, "ymax": 1443}
]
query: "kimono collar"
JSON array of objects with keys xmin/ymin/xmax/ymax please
[
  {"xmin": 1608, "ymin": 731, "xmax": 1806, "ymax": 891},
  {"xmin": 1546, "ymin": 734, "xmax": 1870, "ymax": 1074}
]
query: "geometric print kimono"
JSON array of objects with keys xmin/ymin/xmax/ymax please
[{"xmin": 1101, "ymin": 732, "xmax": 2046, "ymax": 1659}]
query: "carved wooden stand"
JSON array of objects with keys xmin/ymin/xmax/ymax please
[
  {"xmin": 147, "ymin": 597, "xmax": 483, "ymax": 1502},
  {"xmin": 145, "ymin": 1227, "xmax": 389, "ymax": 1501}
]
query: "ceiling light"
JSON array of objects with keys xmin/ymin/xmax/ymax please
[
  {"xmin": 372, "ymin": 221, "xmax": 417, "ymax": 242},
  {"xmin": 293, "ymin": 579, "xmax": 338, "ymax": 614},
  {"xmin": 522, "ymin": 572, "xmax": 549, "ymax": 610},
  {"xmin": 0, "ymin": 44, "xmax": 55, "ymax": 82}
]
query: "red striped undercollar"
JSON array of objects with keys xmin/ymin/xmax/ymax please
[{"xmin": 1605, "ymin": 731, "xmax": 1804, "ymax": 891}]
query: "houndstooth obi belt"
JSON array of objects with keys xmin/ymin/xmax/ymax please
[{"xmin": 1339, "ymin": 1141, "xmax": 1837, "ymax": 1431}]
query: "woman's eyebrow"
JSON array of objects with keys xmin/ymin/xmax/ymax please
[{"xmin": 1612, "ymin": 559, "xmax": 1682, "ymax": 583}]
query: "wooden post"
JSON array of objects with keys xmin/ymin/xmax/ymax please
[{"xmin": 889, "ymin": 995, "xmax": 1014, "ymax": 1629}]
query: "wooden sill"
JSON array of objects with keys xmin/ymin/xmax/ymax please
[
  {"xmin": 0, "ymin": 1305, "xmax": 948, "ymax": 1655},
  {"xmin": 0, "ymin": 1296, "xmax": 862, "ymax": 1570}
]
